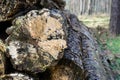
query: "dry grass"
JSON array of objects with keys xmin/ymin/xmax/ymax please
[{"xmin": 78, "ymin": 14, "xmax": 110, "ymax": 28}]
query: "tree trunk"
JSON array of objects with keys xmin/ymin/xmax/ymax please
[{"xmin": 110, "ymin": 0, "xmax": 120, "ymax": 36}]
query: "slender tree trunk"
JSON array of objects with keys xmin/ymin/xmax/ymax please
[
  {"xmin": 110, "ymin": 0, "xmax": 120, "ymax": 36},
  {"xmin": 65, "ymin": 0, "xmax": 111, "ymax": 15}
]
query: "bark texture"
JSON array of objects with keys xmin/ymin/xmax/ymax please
[
  {"xmin": 0, "ymin": 0, "xmax": 65, "ymax": 21},
  {"xmin": 110, "ymin": 0, "xmax": 120, "ymax": 36},
  {"xmin": 1, "ymin": 73, "xmax": 35, "ymax": 80},
  {"xmin": 0, "ymin": 40, "xmax": 6, "ymax": 75}
]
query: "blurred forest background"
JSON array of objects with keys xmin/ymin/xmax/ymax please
[
  {"xmin": 65, "ymin": 0, "xmax": 111, "ymax": 28},
  {"xmin": 66, "ymin": 0, "xmax": 111, "ymax": 15},
  {"xmin": 66, "ymin": 0, "xmax": 120, "ymax": 79}
]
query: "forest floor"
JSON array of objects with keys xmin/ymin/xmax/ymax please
[{"xmin": 79, "ymin": 15, "xmax": 120, "ymax": 79}]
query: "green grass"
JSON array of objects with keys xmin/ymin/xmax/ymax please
[
  {"xmin": 107, "ymin": 37, "xmax": 120, "ymax": 54},
  {"xmin": 106, "ymin": 37, "xmax": 120, "ymax": 80}
]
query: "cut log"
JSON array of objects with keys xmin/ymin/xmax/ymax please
[
  {"xmin": 62, "ymin": 13, "xmax": 114, "ymax": 80},
  {"xmin": 48, "ymin": 13, "xmax": 114, "ymax": 80},
  {"xmin": 0, "ymin": 40, "xmax": 6, "ymax": 76},
  {"xmin": 4, "ymin": 8, "xmax": 114, "ymax": 79},
  {"xmin": 6, "ymin": 9, "xmax": 67, "ymax": 73},
  {"xmin": 0, "ymin": 0, "xmax": 65, "ymax": 21},
  {"xmin": 0, "ymin": 0, "xmax": 115, "ymax": 80},
  {"xmin": 1, "ymin": 73, "xmax": 36, "ymax": 80},
  {"xmin": 50, "ymin": 59, "xmax": 84, "ymax": 80}
]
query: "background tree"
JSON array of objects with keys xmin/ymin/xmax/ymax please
[
  {"xmin": 65, "ymin": 0, "xmax": 111, "ymax": 15},
  {"xmin": 110, "ymin": 0, "xmax": 120, "ymax": 36}
]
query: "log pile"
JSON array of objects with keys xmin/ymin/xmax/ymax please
[
  {"xmin": 0, "ymin": 0, "xmax": 114, "ymax": 80},
  {"xmin": 0, "ymin": 0, "xmax": 65, "ymax": 21}
]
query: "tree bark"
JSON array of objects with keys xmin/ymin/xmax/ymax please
[{"xmin": 110, "ymin": 0, "xmax": 120, "ymax": 36}]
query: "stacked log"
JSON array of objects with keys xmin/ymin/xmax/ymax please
[
  {"xmin": 0, "ymin": 0, "xmax": 114, "ymax": 80},
  {"xmin": 0, "ymin": 0, "xmax": 65, "ymax": 21},
  {"xmin": 6, "ymin": 9, "xmax": 67, "ymax": 73}
]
